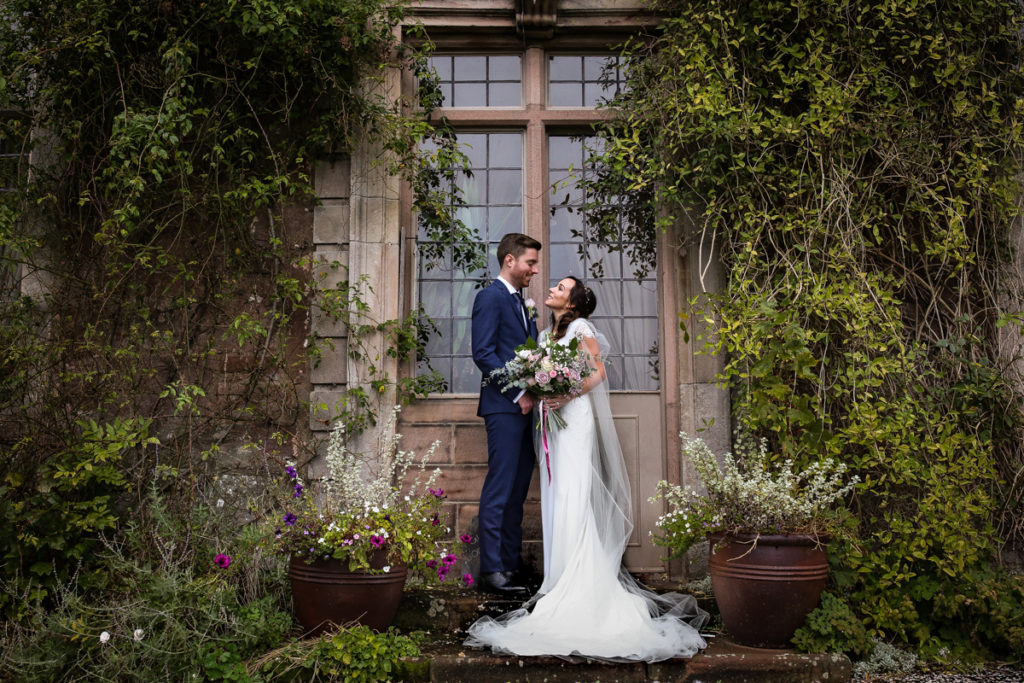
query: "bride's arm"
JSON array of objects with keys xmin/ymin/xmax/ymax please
[{"xmin": 578, "ymin": 335, "xmax": 606, "ymax": 394}]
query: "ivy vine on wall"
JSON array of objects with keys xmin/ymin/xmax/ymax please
[
  {"xmin": 585, "ymin": 0, "xmax": 1024, "ymax": 660},
  {"xmin": 0, "ymin": 0, "xmax": 479, "ymax": 614}
]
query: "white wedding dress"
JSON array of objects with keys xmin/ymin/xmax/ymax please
[{"xmin": 465, "ymin": 318, "xmax": 708, "ymax": 661}]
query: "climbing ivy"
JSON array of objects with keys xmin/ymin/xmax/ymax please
[
  {"xmin": 0, "ymin": 0, "xmax": 479, "ymax": 615},
  {"xmin": 585, "ymin": 0, "xmax": 1024, "ymax": 659}
]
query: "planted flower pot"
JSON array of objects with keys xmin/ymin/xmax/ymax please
[
  {"xmin": 290, "ymin": 549, "xmax": 407, "ymax": 635},
  {"xmin": 708, "ymin": 533, "xmax": 828, "ymax": 648}
]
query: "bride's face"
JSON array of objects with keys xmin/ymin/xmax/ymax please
[{"xmin": 545, "ymin": 278, "xmax": 576, "ymax": 314}]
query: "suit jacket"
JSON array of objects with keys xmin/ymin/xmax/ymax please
[{"xmin": 472, "ymin": 279, "xmax": 538, "ymax": 416}]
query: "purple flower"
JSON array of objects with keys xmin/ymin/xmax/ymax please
[
  {"xmin": 293, "ymin": 483, "xmax": 303, "ymax": 498},
  {"xmin": 283, "ymin": 513, "xmax": 297, "ymax": 526},
  {"xmin": 428, "ymin": 488, "xmax": 445, "ymax": 498},
  {"xmin": 214, "ymin": 554, "xmax": 231, "ymax": 569},
  {"xmin": 431, "ymin": 513, "xmax": 440, "ymax": 527},
  {"xmin": 438, "ymin": 565, "xmax": 450, "ymax": 580},
  {"xmin": 462, "ymin": 573, "xmax": 474, "ymax": 587},
  {"xmin": 370, "ymin": 534, "xmax": 385, "ymax": 548},
  {"xmin": 425, "ymin": 559, "xmax": 438, "ymax": 569},
  {"xmin": 442, "ymin": 553, "xmax": 457, "ymax": 566},
  {"xmin": 285, "ymin": 465, "xmax": 297, "ymax": 479},
  {"xmin": 459, "ymin": 534, "xmax": 473, "ymax": 544}
]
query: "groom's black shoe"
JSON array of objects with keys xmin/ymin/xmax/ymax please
[
  {"xmin": 510, "ymin": 567, "xmax": 542, "ymax": 593},
  {"xmin": 477, "ymin": 571, "xmax": 529, "ymax": 596}
]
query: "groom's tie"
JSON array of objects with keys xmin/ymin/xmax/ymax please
[{"xmin": 513, "ymin": 290, "xmax": 527, "ymax": 330}]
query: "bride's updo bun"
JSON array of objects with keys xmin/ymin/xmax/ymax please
[{"xmin": 552, "ymin": 276, "xmax": 598, "ymax": 340}]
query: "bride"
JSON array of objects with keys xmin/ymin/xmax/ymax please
[{"xmin": 464, "ymin": 276, "xmax": 708, "ymax": 661}]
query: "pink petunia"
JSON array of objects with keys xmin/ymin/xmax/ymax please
[{"xmin": 214, "ymin": 554, "xmax": 231, "ymax": 569}]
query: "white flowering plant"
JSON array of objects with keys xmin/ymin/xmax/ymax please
[
  {"xmin": 651, "ymin": 434, "xmax": 859, "ymax": 557},
  {"xmin": 271, "ymin": 408, "xmax": 461, "ymax": 584}
]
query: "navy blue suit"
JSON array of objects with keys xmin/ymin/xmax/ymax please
[{"xmin": 472, "ymin": 279, "xmax": 538, "ymax": 574}]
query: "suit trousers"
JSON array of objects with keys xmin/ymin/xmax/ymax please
[{"xmin": 478, "ymin": 410, "xmax": 536, "ymax": 574}]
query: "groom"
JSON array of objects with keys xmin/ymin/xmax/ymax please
[{"xmin": 471, "ymin": 232, "xmax": 542, "ymax": 596}]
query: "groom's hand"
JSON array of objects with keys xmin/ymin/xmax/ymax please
[{"xmin": 518, "ymin": 394, "xmax": 535, "ymax": 414}]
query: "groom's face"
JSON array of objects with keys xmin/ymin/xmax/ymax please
[{"xmin": 505, "ymin": 248, "xmax": 540, "ymax": 289}]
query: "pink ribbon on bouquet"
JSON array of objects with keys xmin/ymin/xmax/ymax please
[{"xmin": 540, "ymin": 402, "xmax": 552, "ymax": 483}]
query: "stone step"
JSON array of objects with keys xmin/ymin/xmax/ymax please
[
  {"xmin": 393, "ymin": 588, "xmax": 853, "ymax": 682},
  {"xmin": 400, "ymin": 640, "xmax": 852, "ymax": 682}
]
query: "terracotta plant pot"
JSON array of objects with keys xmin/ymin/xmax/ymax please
[
  {"xmin": 289, "ymin": 550, "xmax": 407, "ymax": 635},
  {"xmin": 708, "ymin": 533, "xmax": 828, "ymax": 648}
]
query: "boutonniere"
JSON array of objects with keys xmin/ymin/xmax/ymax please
[{"xmin": 524, "ymin": 298, "xmax": 538, "ymax": 320}]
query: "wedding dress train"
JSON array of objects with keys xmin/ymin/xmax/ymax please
[{"xmin": 465, "ymin": 319, "xmax": 707, "ymax": 661}]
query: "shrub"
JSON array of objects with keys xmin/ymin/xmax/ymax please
[
  {"xmin": 585, "ymin": 0, "xmax": 1024, "ymax": 659},
  {"xmin": 0, "ymin": 485, "xmax": 292, "ymax": 681}
]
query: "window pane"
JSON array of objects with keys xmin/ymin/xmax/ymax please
[
  {"xmin": 590, "ymin": 280, "xmax": 621, "ymax": 313},
  {"xmin": 428, "ymin": 55, "xmax": 522, "ymax": 107},
  {"xmin": 583, "ymin": 56, "xmax": 607, "ymax": 81},
  {"xmin": 488, "ymin": 169, "xmax": 522, "ymax": 204},
  {"xmin": 489, "ymin": 137, "xmax": 522, "ymax": 169},
  {"xmin": 452, "ymin": 357, "xmax": 480, "ymax": 393},
  {"xmin": 453, "ymin": 56, "xmax": 486, "ymax": 80},
  {"xmin": 584, "ymin": 82, "xmax": 610, "ymax": 107},
  {"xmin": 548, "ymin": 136, "xmax": 584, "ymax": 167},
  {"xmin": 432, "ymin": 56, "xmax": 453, "ymax": 80},
  {"xmin": 548, "ymin": 242, "xmax": 585, "ymax": 280},
  {"xmin": 488, "ymin": 206, "xmax": 522, "ymax": 237},
  {"xmin": 418, "ymin": 132, "xmax": 524, "ymax": 393},
  {"xmin": 550, "ymin": 84, "xmax": 582, "ymax": 107},
  {"xmin": 490, "ymin": 56, "xmax": 521, "ymax": 80},
  {"xmin": 548, "ymin": 134, "xmax": 658, "ymax": 390},
  {"xmin": 489, "ymin": 82, "xmax": 521, "ymax": 106},
  {"xmin": 548, "ymin": 54, "xmax": 623, "ymax": 107},
  {"xmin": 420, "ymin": 281, "xmax": 452, "ymax": 318},
  {"xmin": 549, "ymin": 206, "xmax": 584, "ymax": 237},
  {"xmin": 460, "ymin": 133, "xmax": 488, "ymax": 167},
  {"xmin": 452, "ymin": 318, "xmax": 474, "ymax": 355},
  {"xmin": 454, "ymin": 82, "xmax": 487, "ymax": 107},
  {"xmin": 424, "ymin": 319, "xmax": 451, "ymax": 356},
  {"xmin": 623, "ymin": 279, "xmax": 658, "ymax": 316},
  {"xmin": 623, "ymin": 317, "xmax": 658, "ymax": 355},
  {"xmin": 549, "ymin": 56, "xmax": 582, "ymax": 80},
  {"xmin": 622, "ymin": 356, "xmax": 658, "ymax": 391},
  {"xmin": 453, "ymin": 281, "xmax": 477, "ymax": 317}
]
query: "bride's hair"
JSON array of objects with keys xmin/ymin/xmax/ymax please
[{"xmin": 551, "ymin": 276, "xmax": 598, "ymax": 340}]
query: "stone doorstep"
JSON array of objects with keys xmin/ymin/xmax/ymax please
[
  {"xmin": 402, "ymin": 640, "xmax": 853, "ymax": 683},
  {"xmin": 393, "ymin": 590, "xmax": 853, "ymax": 682}
]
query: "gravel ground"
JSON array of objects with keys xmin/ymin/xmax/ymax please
[{"xmin": 872, "ymin": 666, "xmax": 1024, "ymax": 682}]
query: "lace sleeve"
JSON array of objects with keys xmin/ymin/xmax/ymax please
[
  {"xmin": 570, "ymin": 318, "xmax": 596, "ymax": 340},
  {"xmin": 570, "ymin": 318, "xmax": 610, "ymax": 357}
]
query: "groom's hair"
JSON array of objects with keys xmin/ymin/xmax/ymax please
[{"xmin": 497, "ymin": 233, "xmax": 542, "ymax": 266}]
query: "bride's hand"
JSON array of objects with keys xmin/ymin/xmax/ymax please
[{"xmin": 545, "ymin": 395, "xmax": 568, "ymax": 410}]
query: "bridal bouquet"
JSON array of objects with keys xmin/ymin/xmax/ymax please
[{"xmin": 491, "ymin": 334, "xmax": 593, "ymax": 430}]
